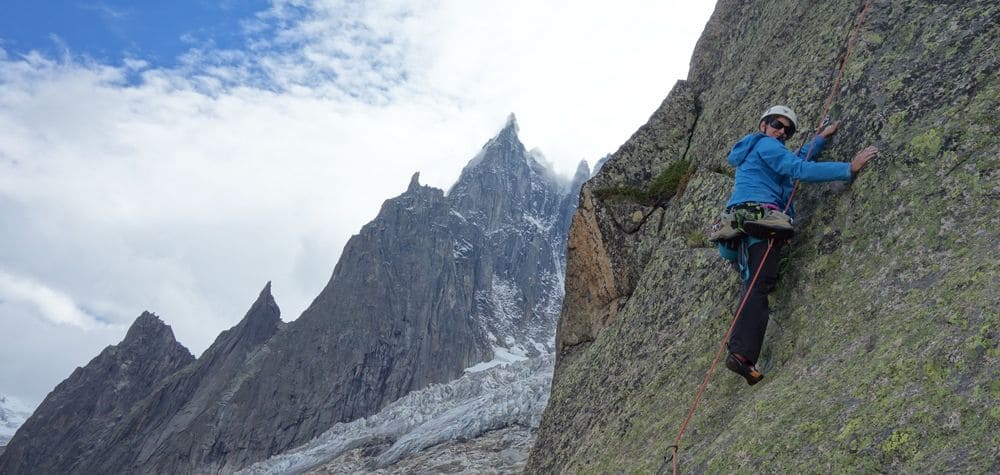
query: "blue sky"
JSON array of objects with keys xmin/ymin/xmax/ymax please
[
  {"xmin": 1, "ymin": 0, "xmax": 270, "ymax": 67},
  {"xmin": 0, "ymin": 0, "xmax": 716, "ymax": 408}
]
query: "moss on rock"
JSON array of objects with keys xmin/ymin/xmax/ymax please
[{"xmin": 593, "ymin": 159, "xmax": 694, "ymax": 206}]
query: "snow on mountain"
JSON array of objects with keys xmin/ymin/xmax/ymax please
[
  {"xmin": 464, "ymin": 345, "xmax": 531, "ymax": 374},
  {"xmin": 239, "ymin": 354, "xmax": 553, "ymax": 475},
  {"xmin": 0, "ymin": 395, "xmax": 33, "ymax": 447}
]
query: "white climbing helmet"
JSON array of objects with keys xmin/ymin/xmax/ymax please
[{"xmin": 760, "ymin": 105, "xmax": 799, "ymax": 131}]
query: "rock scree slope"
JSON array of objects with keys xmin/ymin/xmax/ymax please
[{"xmin": 528, "ymin": 0, "xmax": 997, "ymax": 472}]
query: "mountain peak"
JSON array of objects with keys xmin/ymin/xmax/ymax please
[
  {"xmin": 244, "ymin": 281, "xmax": 281, "ymax": 333},
  {"xmin": 502, "ymin": 113, "xmax": 519, "ymax": 136},
  {"xmin": 449, "ymin": 114, "xmax": 530, "ymax": 192},
  {"xmin": 0, "ymin": 310, "xmax": 194, "ymax": 474},
  {"xmin": 492, "ymin": 113, "xmax": 520, "ymax": 144},
  {"xmin": 123, "ymin": 312, "xmax": 174, "ymax": 346},
  {"xmin": 408, "ymin": 172, "xmax": 421, "ymax": 192}
]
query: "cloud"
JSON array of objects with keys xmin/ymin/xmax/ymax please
[
  {"xmin": 0, "ymin": 0, "xmax": 715, "ymax": 404},
  {"xmin": 0, "ymin": 270, "xmax": 105, "ymax": 329},
  {"xmin": 78, "ymin": 2, "xmax": 132, "ymax": 21},
  {"xmin": 167, "ymin": 0, "xmax": 419, "ymax": 102}
]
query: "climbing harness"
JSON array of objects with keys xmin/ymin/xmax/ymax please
[{"xmin": 666, "ymin": 1, "xmax": 875, "ymax": 473}]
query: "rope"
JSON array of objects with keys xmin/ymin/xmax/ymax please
[
  {"xmin": 669, "ymin": 239, "xmax": 775, "ymax": 474},
  {"xmin": 786, "ymin": 0, "xmax": 874, "ymax": 212},
  {"xmin": 667, "ymin": 1, "xmax": 874, "ymax": 473}
]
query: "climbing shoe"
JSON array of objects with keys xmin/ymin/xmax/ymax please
[
  {"xmin": 742, "ymin": 209, "xmax": 794, "ymax": 239},
  {"xmin": 726, "ymin": 353, "xmax": 764, "ymax": 386}
]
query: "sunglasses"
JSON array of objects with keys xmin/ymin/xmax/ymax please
[{"xmin": 767, "ymin": 117, "xmax": 795, "ymax": 137}]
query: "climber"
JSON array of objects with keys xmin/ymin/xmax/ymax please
[{"xmin": 712, "ymin": 105, "xmax": 878, "ymax": 385}]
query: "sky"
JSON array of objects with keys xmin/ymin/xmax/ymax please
[{"xmin": 0, "ymin": 0, "xmax": 716, "ymax": 408}]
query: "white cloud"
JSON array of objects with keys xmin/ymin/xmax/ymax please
[
  {"xmin": 0, "ymin": 0, "xmax": 715, "ymax": 404},
  {"xmin": 79, "ymin": 2, "xmax": 132, "ymax": 21},
  {"xmin": 0, "ymin": 270, "xmax": 105, "ymax": 329}
]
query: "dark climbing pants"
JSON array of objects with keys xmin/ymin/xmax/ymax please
[{"xmin": 728, "ymin": 239, "xmax": 783, "ymax": 364}]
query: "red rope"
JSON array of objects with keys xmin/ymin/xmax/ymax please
[
  {"xmin": 670, "ymin": 239, "xmax": 775, "ymax": 474},
  {"xmin": 786, "ymin": 0, "xmax": 874, "ymax": 212},
  {"xmin": 668, "ymin": 1, "xmax": 874, "ymax": 473}
]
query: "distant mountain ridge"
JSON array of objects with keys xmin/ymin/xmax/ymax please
[
  {"xmin": 0, "ymin": 395, "xmax": 33, "ymax": 454},
  {"xmin": 0, "ymin": 313, "xmax": 194, "ymax": 472},
  {"xmin": 0, "ymin": 115, "xmax": 587, "ymax": 474}
]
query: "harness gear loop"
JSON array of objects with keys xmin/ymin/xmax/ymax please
[{"xmin": 668, "ymin": 1, "xmax": 874, "ymax": 473}]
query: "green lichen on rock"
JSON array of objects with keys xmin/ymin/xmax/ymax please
[
  {"xmin": 529, "ymin": 0, "xmax": 998, "ymax": 472},
  {"xmin": 907, "ymin": 128, "xmax": 943, "ymax": 159}
]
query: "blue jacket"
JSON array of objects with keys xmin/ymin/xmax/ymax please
[{"xmin": 725, "ymin": 132, "xmax": 852, "ymax": 217}]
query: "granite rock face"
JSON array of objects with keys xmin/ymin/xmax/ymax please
[
  {"xmin": 446, "ymin": 115, "xmax": 575, "ymax": 350},
  {"xmin": 86, "ymin": 283, "xmax": 283, "ymax": 474},
  {"xmin": 0, "ymin": 313, "xmax": 194, "ymax": 474},
  {"xmin": 203, "ymin": 117, "xmax": 573, "ymax": 474},
  {"xmin": 530, "ymin": 0, "xmax": 997, "ymax": 472},
  {"xmin": 0, "ymin": 116, "xmax": 581, "ymax": 474}
]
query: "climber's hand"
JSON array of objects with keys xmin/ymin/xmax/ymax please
[{"xmin": 850, "ymin": 145, "xmax": 879, "ymax": 173}]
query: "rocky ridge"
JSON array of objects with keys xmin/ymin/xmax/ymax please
[
  {"xmin": 0, "ymin": 313, "xmax": 194, "ymax": 473},
  {"xmin": 88, "ymin": 283, "xmax": 283, "ymax": 474},
  {"xmin": 530, "ymin": 0, "xmax": 997, "ymax": 472},
  {"xmin": 0, "ymin": 115, "xmax": 584, "ymax": 474}
]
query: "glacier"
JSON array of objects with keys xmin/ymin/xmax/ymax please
[{"xmin": 240, "ymin": 354, "xmax": 553, "ymax": 474}]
